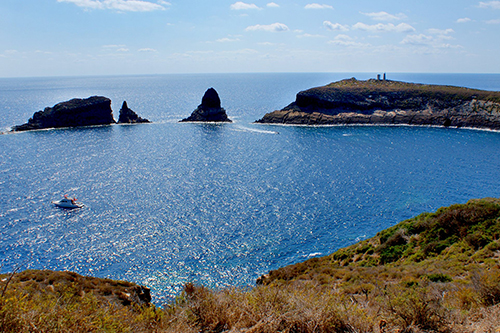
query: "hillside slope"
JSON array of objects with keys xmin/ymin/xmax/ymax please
[{"xmin": 258, "ymin": 198, "xmax": 500, "ymax": 286}]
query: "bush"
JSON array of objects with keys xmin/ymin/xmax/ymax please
[
  {"xmin": 465, "ymin": 231, "xmax": 492, "ymax": 250},
  {"xmin": 472, "ymin": 268, "xmax": 500, "ymax": 306},
  {"xmin": 427, "ymin": 273, "xmax": 453, "ymax": 283},
  {"xmin": 387, "ymin": 286, "xmax": 449, "ymax": 332}
]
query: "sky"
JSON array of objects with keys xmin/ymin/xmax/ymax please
[{"xmin": 1, "ymin": 0, "xmax": 500, "ymax": 77}]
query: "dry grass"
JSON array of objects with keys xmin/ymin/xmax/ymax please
[
  {"xmin": 2, "ymin": 268, "xmax": 500, "ymax": 332},
  {"xmin": 324, "ymin": 78, "xmax": 500, "ymax": 104}
]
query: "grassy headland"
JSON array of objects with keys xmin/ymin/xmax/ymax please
[
  {"xmin": 1, "ymin": 198, "xmax": 500, "ymax": 332},
  {"xmin": 256, "ymin": 78, "xmax": 500, "ymax": 129}
]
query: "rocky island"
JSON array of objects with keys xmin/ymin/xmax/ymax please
[
  {"xmin": 256, "ymin": 78, "xmax": 500, "ymax": 130},
  {"xmin": 117, "ymin": 101, "xmax": 150, "ymax": 124},
  {"xmin": 12, "ymin": 96, "xmax": 115, "ymax": 131},
  {"xmin": 180, "ymin": 88, "xmax": 231, "ymax": 122},
  {"xmin": 12, "ymin": 97, "xmax": 150, "ymax": 131}
]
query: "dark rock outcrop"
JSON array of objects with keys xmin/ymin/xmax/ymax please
[
  {"xmin": 256, "ymin": 78, "xmax": 500, "ymax": 130},
  {"xmin": 12, "ymin": 96, "xmax": 115, "ymax": 131},
  {"xmin": 180, "ymin": 88, "xmax": 231, "ymax": 122},
  {"xmin": 117, "ymin": 101, "xmax": 150, "ymax": 124}
]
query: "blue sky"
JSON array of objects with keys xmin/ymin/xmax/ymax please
[{"xmin": 1, "ymin": 0, "xmax": 499, "ymax": 77}]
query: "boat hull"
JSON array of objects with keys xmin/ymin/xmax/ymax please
[{"xmin": 52, "ymin": 200, "xmax": 83, "ymax": 209}]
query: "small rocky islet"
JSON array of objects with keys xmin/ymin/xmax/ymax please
[
  {"xmin": 117, "ymin": 101, "xmax": 150, "ymax": 124},
  {"xmin": 11, "ymin": 87, "xmax": 232, "ymax": 132},
  {"xmin": 11, "ymin": 96, "xmax": 150, "ymax": 132},
  {"xmin": 256, "ymin": 77, "xmax": 500, "ymax": 130},
  {"xmin": 180, "ymin": 87, "xmax": 231, "ymax": 122}
]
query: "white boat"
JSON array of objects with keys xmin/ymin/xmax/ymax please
[{"xmin": 52, "ymin": 195, "xmax": 83, "ymax": 209}]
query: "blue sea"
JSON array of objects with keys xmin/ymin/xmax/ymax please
[{"xmin": 1, "ymin": 73, "xmax": 500, "ymax": 304}]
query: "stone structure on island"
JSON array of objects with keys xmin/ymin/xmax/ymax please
[
  {"xmin": 12, "ymin": 96, "xmax": 115, "ymax": 131},
  {"xmin": 117, "ymin": 101, "xmax": 150, "ymax": 124},
  {"xmin": 256, "ymin": 78, "xmax": 500, "ymax": 131},
  {"xmin": 180, "ymin": 88, "xmax": 231, "ymax": 122}
]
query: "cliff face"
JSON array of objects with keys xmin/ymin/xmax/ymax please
[
  {"xmin": 12, "ymin": 96, "xmax": 115, "ymax": 131},
  {"xmin": 181, "ymin": 88, "xmax": 231, "ymax": 122},
  {"xmin": 256, "ymin": 78, "xmax": 500, "ymax": 130}
]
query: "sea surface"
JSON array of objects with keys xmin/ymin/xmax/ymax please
[{"xmin": 1, "ymin": 73, "xmax": 500, "ymax": 304}]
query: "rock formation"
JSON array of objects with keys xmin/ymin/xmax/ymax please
[
  {"xmin": 117, "ymin": 101, "xmax": 150, "ymax": 124},
  {"xmin": 12, "ymin": 96, "xmax": 115, "ymax": 131},
  {"xmin": 256, "ymin": 78, "xmax": 500, "ymax": 130},
  {"xmin": 180, "ymin": 88, "xmax": 231, "ymax": 122}
]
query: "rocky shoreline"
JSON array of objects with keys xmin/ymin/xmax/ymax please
[{"xmin": 256, "ymin": 78, "xmax": 500, "ymax": 130}]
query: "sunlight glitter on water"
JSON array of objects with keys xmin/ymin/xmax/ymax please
[{"xmin": 1, "ymin": 74, "xmax": 500, "ymax": 304}]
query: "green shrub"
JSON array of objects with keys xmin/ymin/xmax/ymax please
[
  {"xmin": 465, "ymin": 232, "xmax": 492, "ymax": 250},
  {"xmin": 427, "ymin": 273, "xmax": 453, "ymax": 283},
  {"xmin": 388, "ymin": 286, "xmax": 449, "ymax": 332}
]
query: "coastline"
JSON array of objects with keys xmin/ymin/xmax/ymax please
[
  {"xmin": 255, "ymin": 121, "xmax": 500, "ymax": 133},
  {"xmin": 3, "ymin": 198, "xmax": 500, "ymax": 332},
  {"xmin": 256, "ymin": 78, "xmax": 500, "ymax": 131}
]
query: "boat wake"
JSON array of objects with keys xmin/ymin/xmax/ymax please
[{"xmin": 233, "ymin": 125, "xmax": 279, "ymax": 134}]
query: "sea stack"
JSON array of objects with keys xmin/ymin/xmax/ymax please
[
  {"xmin": 12, "ymin": 96, "xmax": 115, "ymax": 131},
  {"xmin": 117, "ymin": 101, "xmax": 150, "ymax": 124},
  {"xmin": 180, "ymin": 88, "xmax": 231, "ymax": 122}
]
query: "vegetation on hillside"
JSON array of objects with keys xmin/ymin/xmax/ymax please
[
  {"xmin": 1, "ymin": 198, "xmax": 500, "ymax": 332},
  {"xmin": 323, "ymin": 78, "xmax": 500, "ymax": 104}
]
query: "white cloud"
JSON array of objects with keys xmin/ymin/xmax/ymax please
[
  {"xmin": 456, "ymin": 17, "xmax": 472, "ymax": 23},
  {"xmin": 353, "ymin": 22, "xmax": 415, "ymax": 33},
  {"xmin": 479, "ymin": 1, "xmax": 500, "ymax": 9},
  {"xmin": 230, "ymin": 2, "xmax": 261, "ymax": 10},
  {"xmin": 328, "ymin": 34, "xmax": 368, "ymax": 47},
  {"xmin": 216, "ymin": 37, "xmax": 241, "ymax": 42},
  {"xmin": 486, "ymin": 18, "xmax": 500, "ymax": 23},
  {"xmin": 401, "ymin": 34, "xmax": 434, "ymax": 45},
  {"xmin": 401, "ymin": 34, "xmax": 462, "ymax": 49},
  {"xmin": 57, "ymin": 0, "xmax": 168, "ymax": 12},
  {"xmin": 305, "ymin": 3, "xmax": 333, "ymax": 10},
  {"xmin": 116, "ymin": 48, "xmax": 129, "ymax": 52},
  {"xmin": 138, "ymin": 48, "xmax": 157, "ymax": 52},
  {"xmin": 427, "ymin": 28, "xmax": 454, "ymax": 35},
  {"xmin": 267, "ymin": 2, "xmax": 279, "ymax": 7},
  {"xmin": 297, "ymin": 33, "xmax": 325, "ymax": 38},
  {"xmin": 361, "ymin": 11, "xmax": 406, "ymax": 21},
  {"xmin": 245, "ymin": 23, "xmax": 289, "ymax": 32},
  {"xmin": 323, "ymin": 21, "xmax": 349, "ymax": 31}
]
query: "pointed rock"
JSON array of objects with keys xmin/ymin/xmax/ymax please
[
  {"xmin": 180, "ymin": 88, "xmax": 231, "ymax": 122},
  {"xmin": 117, "ymin": 101, "xmax": 150, "ymax": 124}
]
